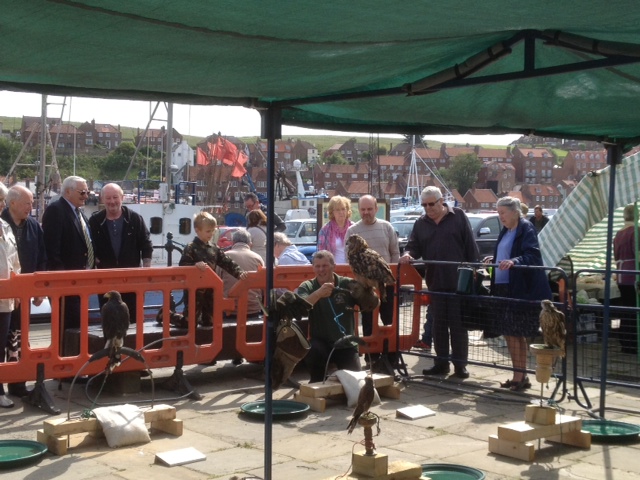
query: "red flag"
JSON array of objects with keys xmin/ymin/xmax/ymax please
[
  {"xmin": 237, "ymin": 150, "xmax": 248, "ymax": 166},
  {"xmin": 231, "ymin": 161, "xmax": 247, "ymax": 178},
  {"xmin": 196, "ymin": 146, "xmax": 208, "ymax": 165},
  {"xmin": 212, "ymin": 136, "xmax": 226, "ymax": 161},
  {"xmin": 222, "ymin": 140, "xmax": 238, "ymax": 166}
]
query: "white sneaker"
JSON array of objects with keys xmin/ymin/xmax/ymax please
[{"xmin": 0, "ymin": 394, "xmax": 14, "ymax": 408}]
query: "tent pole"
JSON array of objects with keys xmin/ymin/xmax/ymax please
[
  {"xmin": 598, "ymin": 143, "xmax": 623, "ymax": 418},
  {"xmin": 260, "ymin": 106, "xmax": 281, "ymax": 480}
]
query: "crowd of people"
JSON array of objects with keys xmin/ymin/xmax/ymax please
[{"xmin": 0, "ymin": 176, "xmax": 633, "ymax": 407}]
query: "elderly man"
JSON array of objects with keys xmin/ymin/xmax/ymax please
[
  {"xmin": 244, "ymin": 192, "xmax": 285, "ymax": 232},
  {"xmin": 1, "ymin": 185, "xmax": 46, "ymax": 397},
  {"xmin": 400, "ymin": 186, "xmax": 479, "ymax": 379},
  {"xmin": 217, "ymin": 228, "xmax": 265, "ymax": 318},
  {"xmin": 88, "ymin": 183, "xmax": 153, "ymax": 323},
  {"xmin": 297, "ymin": 250, "xmax": 361, "ymax": 382},
  {"xmin": 345, "ymin": 195, "xmax": 399, "ymax": 343},
  {"xmin": 274, "ymin": 232, "xmax": 310, "ymax": 265},
  {"xmin": 42, "ymin": 176, "xmax": 94, "ymax": 335}
]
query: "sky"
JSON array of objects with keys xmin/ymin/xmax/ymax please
[{"xmin": 0, "ymin": 90, "xmax": 521, "ymax": 145}]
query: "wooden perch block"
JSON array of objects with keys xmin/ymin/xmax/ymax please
[{"xmin": 37, "ymin": 405, "xmax": 182, "ymax": 455}]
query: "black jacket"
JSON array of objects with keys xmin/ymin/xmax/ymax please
[
  {"xmin": 42, "ymin": 198, "xmax": 91, "ymax": 270},
  {"xmin": 88, "ymin": 206, "xmax": 153, "ymax": 268},
  {"xmin": 1, "ymin": 209, "xmax": 47, "ymax": 273}
]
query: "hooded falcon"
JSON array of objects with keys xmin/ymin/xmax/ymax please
[
  {"xmin": 345, "ymin": 234, "xmax": 395, "ymax": 302},
  {"xmin": 347, "ymin": 375, "xmax": 375, "ymax": 434},
  {"xmin": 540, "ymin": 299, "xmax": 566, "ymax": 356},
  {"xmin": 101, "ymin": 291, "xmax": 130, "ymax": 372}
]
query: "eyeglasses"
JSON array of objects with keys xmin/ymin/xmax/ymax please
[
  {"xmin": 77, "ymin": 190, "xmax": 89, "ymax": 196},
  {"xmin": 421, "ymin": 199, "xmax": 441, "ymax": 207}
]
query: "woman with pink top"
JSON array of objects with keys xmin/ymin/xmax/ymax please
[{"xmin": 317, "ymin": 196, "xmax": 353, "ymax": 264}]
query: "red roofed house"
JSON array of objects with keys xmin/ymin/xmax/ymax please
[
  {"xmin": 510, "ymin": 147, "xmax": 556, "ymax": 184},
  {"xmin": 463, "ymin": 188, "xmax": 498, "ymax": 212}
]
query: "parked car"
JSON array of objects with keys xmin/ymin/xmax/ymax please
[
  {"xmin": 466, "ymin": 212, "xmax": 501, "ymax": 258},
  {"xmin": 284, "ymin": 219, "xmax": 317, "ymax": 246},
  {"xmin": 391, "ymin": 219, "xmax": 418, "ymax": 253}
]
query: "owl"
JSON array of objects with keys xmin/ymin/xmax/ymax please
[
  {"xmin": 540, "ymin": 299, "xmax": 566, "ymax": 356},
  {"xmin": 346, "ymin": 234, "xmax": 395, "ymax": 302}
]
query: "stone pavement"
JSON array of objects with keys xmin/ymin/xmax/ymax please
[{"xmin": 1, "ymin": 351, "xmax": 640, "ymax": 480}]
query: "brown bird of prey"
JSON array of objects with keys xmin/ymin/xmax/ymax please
[
  {"xmin": 540, "ymin": 299, "xmax": 566, "ymax": 357},
  {"xmin": 345, "ymin": 234, "xmax": 395, "ymax": 302},
  {"xmin": 101, "ymin": 291, "xmax": 130, "ymax": 372},
  {"xmin": 347, "ymin": 376, "xmax": 375, "ymax": 434}
]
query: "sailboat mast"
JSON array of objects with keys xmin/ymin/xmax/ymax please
[{"xmin": 405, "ymin": 135, "xmax": 421, "ymax": 203}]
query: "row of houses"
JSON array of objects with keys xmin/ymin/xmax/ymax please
[{"xmin": 4, "ymin": 116, "xmax": 613, "ymax": 213}]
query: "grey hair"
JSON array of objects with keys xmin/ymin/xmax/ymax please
[
  {"xmin": 61, "ymin": 175, "xmax": 86, "ymax": 193},
  {"xmin": 6, "ymin": 185, "xmax": 32, "ymax": 205},
  {"xmin": 274, "ymin": 232, "xmax": 292, "ymax": 246},
  {"xmin": 496, "ymin": 196, "xmax": 522, "ymax": 217},
  {"xmin": 420, "ymin": 186, "xmax": 442, "ymax": 200},
  {"xmin": 313, "ymin": 249, "xmax": 335, "ymax": 266},
  {"xmin": 0, "ymin": 183, "xmax": 7, "ymax": 198},
  {"xmin": 232, "ymin": 228, "xmax": 252, "ymax": 245}
]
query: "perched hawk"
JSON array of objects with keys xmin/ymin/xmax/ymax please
[
  {"xmin": 101, "ymin": 291, "xmax": 130, "ymax": 372},
  {"xmin": 540, "ymin": 299, "xmax": 566, "ymax": 356},
  {"xmin": 345, "ymin": 234, "xmax": 395, "ymax": 302},
  {"xmin": 347, "ymin": 375, "xmax": 375, "ymax": 434}
]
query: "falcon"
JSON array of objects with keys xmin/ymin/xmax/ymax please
[
  {"xmin": 347, "ymin": 375, "xmax": 375, "ymax": 434},
  {"xmin": 345, "ymin": 234, "xmax": 395, "ymax": 302},
  {"xmin": 101, "ymin": 291, "xmax": 130, "ymax": 372},
  {"xmin": 540, "ymin": 299, "xmax": 566, "ymax": 356}
]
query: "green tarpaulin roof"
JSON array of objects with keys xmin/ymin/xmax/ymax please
[{"xmin": 3, "ymin": 1, "xmax": 640, "ymax": 145}]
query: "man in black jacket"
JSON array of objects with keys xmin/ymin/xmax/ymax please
[
  {"xmin": 1, "ymin": 185, "xmax": 47, "ymax": 397},
  {"xmin": 89, "ymin": 183, "xmax": 153, "ymax": 323},
  {"xmin": 244, "ymin": 192, "xmax": 285, "ymax": 232}
]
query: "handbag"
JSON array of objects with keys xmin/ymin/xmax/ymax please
[{"xmin": 459, "ymin": 268, "xmax": 498, "ymax": 337}]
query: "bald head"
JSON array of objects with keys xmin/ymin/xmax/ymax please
[
  {"xmin": 6, "ymin": 185, "xmax": 33, "ymax": 224},
  {"xmin": 358, "ymin": 195, "xmax": 378, "ymax": 225},
  {"xmin": 101, "ymin": 183, "xmax": 124, "ymax": 219}
]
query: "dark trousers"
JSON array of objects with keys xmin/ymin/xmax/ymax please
[
  {"xmin": 614, "ymin": 284, "xmax": 638, "ymax": 353},
  {"xmin": 361, "ymin": 285, "xmax": 395, "ymax": 336},
  {"xmin": 429, "ymin": 292, "xmax": 468, "ymax": 368},
  {"xmin": 304, "ymin": 338, "xmax": 360, "ymax": 383}
]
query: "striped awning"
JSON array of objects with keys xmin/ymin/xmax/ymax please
[{"xmin": 540, "ymin": 151, "xmax": 640, "ymax": 271}]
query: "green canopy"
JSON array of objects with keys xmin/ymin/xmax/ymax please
[
  {"xmin": 540, "ymin": 151, "xmax": 640, "ymax": 271},
  {"xmin": 3, "ymin": 1, "xmax": 640, "ymax": 145}
]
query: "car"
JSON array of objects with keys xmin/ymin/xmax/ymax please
[
  {"xmin": 391, "ymin": 219, "xmax": 418, "ymax": 253},
  {"xmin": 466, "ymin": 212, "xmax": 501, "ymax": 258},
  {"xmin": 390, "ymin": 214, "xmax": 421, "ymax": 223},
  {"xmin": 284, "ymin": 219, "xmax": 317, "ymax": 246}
]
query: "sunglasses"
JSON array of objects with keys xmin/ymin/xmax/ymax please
[
  {"xmin": 77, "ymin": 190, "xmax": 89, "ymax": 196},
  {"xmin": 421, "ymin": 199, "xmax": 441, "ymax": 207}
]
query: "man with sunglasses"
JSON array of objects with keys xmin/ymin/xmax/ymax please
[
  {"xmin": 42, "ymin": 176, "xmax": 94, "ymax": 337},
  {"xmin": 243, "ymin": 192, "xmax": 285, "ymax": 232},
  {"xmin": 399, "ymin": 186, "xmax": 479, "ymax": 379}
]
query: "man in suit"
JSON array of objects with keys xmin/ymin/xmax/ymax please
[
  {"xmin": 89, "ymin": 183, "xmax": 152, "ymax": 324},
  {"xmin": 42, "ymin": 176, "xmax": 94, "ymax": 342}
]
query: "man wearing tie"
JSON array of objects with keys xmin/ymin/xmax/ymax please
[{"xmin": 42, "ymin": 176, "xmax": 94, "ymax": 340}]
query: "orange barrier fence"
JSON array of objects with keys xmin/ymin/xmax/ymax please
[{"xmin": 0, "ymin": 263, "xmax": 425, "ymax": 384}]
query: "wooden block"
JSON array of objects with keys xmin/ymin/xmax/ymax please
[
  {"xmin": 43, "ymin": 417, "xmax": 101, "ymax": 436},
  {"xmin": 488, "ymin": 434, "xmax": 535, "ymax": 462},
  {"xmin": 144, "ymin": 405, "xmax": 177, "ymax": 422},
  {"xmin": 299, "ymin": 374, "xmax": 394, "ymax": 398},
  {"xmin": 546, "ymin": 430, "xmax": 592, "ymax": 448},
  {"xmin": 294, "ymin": 392, "xmax": 326, "ymax": 413},
  {"xmin": 151, "ymin": 418, "xmax": 183, "ymax": 436},
  {"xmin": 524, "ymin": 405, "xmax": 557, "ymax": 425},
  {"xmin": 352, "ymin": 451, "xmax": 388, "ymax": 477},
  {"xmin": 497, "ymin": 416, "xmax": 582, "ymax": 443},
  {"xmin": 377, "ymin": 383, "xmax": 402, "ymax": 400},
  {"xmin": 323, "ymin": 459, "xmax": 422, "ymax": 479},
  {"xmin": 37, "ymin": 429, "xmax": 68, "ymax": 456}
]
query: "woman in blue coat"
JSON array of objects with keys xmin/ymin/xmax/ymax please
[{"xmin": 487, "ymin": 197, "xmax": 552, "ymax": 391}]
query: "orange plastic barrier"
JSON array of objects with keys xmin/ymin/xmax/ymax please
[
  {"xmin": 0, "ymin": 266, "xmax": 232, "ymax": 383},
  {"xmin": 0, "ymin": 263, "xmax": 425, "ymax": 384}
]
